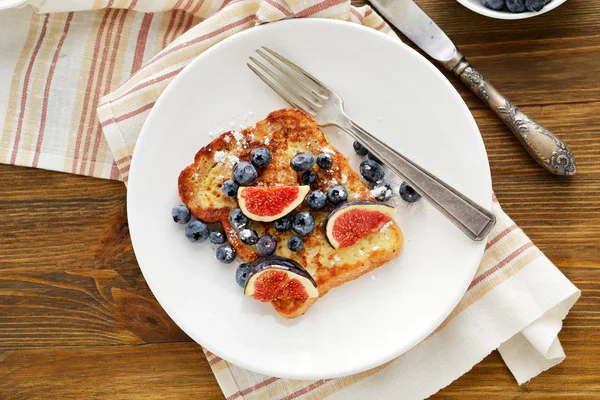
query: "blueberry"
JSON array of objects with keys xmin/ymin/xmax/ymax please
[
  {"xmin": 216, "ymin": 243, "xmax": 236, "ymax": 264},
  {"xmin": 290, "ymin": 152, "xmax": 315, "ymax": 172},
  {"xmin": 306, "ymin": 190, "xmax": 327, "ymax": 210},
  {"xmin": 301, "ymin": 170, "xmax": 317, "ymax": 185},
  {"xmin": 327, "ymin": 185, "xmax": 348, "ymax": 206},
  {"xmin": 229, "ymin": 208, "xmax": 249, "ymax": 230},
  {"xmin": 399, "ymin": 182, "xmax": 422, "ymax": 203},
  {"xmin": 525, "ymin": 0, "xmax": 545, "ymax": 11},
  {"xmin": 360, "ymin": 159, "xmax": 385, "ymax": 183},
  {"xmin": 274, "ymin": 215, "xmax": 293, "ymax": 232},
  {"xmin": 233, "ymin": 161, "xmax": 258, "ymax": 186},
  {"xmin": 251, "ymin": 147, "xmax": 272, "ymax": 169},
  {"xmin": 257, "ymin": 235, "xmax": 277, "ymax": 256},
  {"xmin": 480, "ymin": 0, "xmax": 505, "ymax": 10},
  {"xmin": 316, "ymin": 153, "xmax": 333, "ymax": 169},
  {"xmin": 288, "ymin": 236, "xmax": 304, "ymax": 252},
  {"xmin": 367, "ymin": 152, "xmax": 382, "ymax": 164},
  {"xmin": 209, "ymin": 229, "xmax": 226, "ymax": 245},
  {"xmin": 239, "ymin": 227, "xmax": 259, "ymax": 245},
  {"xmin": 292, "ymin": 212, "xmax": 315, "ymax": 236},
  {"xmin": 221, "ymin": 179, "xmax": 239, "ymax": 197},
  {"xmin": 506, "ymin": 0, "xmax": 526, "ymax": 12},
  {"xmin": 172, "ymin": 205, "xmax": 191, "ymax": 224},
  {"xmin": 185, "ymin": 220, "xmax": 209, "ymax": 243},
  {"xmin": 236, "ymin": 263, "xmax": 252, "ymax": 287},
  {"xmin": 353, "ymin": 141, "xmax": 368, "ymax": 156},
  {"xmin": 372, "ymin": 182, "xmax": 393, "ymax": 202}
]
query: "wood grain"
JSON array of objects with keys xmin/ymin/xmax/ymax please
[
  {"xmin": 0, "ymin": 343, "xmax": 223, "ymax": 400},
  {"xmin": 1, "ymin": 0, "xmax": 600, "ymax": 398}
]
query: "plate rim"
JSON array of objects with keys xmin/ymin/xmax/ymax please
[{"xmin": 128, "ymin": 18, "xmax": 492, "ymax": 379}]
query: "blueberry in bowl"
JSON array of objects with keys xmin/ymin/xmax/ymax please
[
  {"xmin": 480, "ymin": 0, "xmax": 504, "ymax": 10},
  {"xmin": 457, "ymin": 0, "xmax": 566, "ymax": 19}
]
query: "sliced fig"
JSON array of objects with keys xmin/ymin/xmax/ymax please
[
  {"xmin": 323, "ymin": 200, "xmax": 396, "ymax": 249},
  {"xmin": 244, "ymin": 256, "xmax": 318, "ymax": 302},
  {"xmin": 238, "ymin": 185, "xmax": 309, "ymax": 222}
]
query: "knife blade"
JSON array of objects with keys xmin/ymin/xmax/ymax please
[
  {"xmin": 370, "ymin": 0, "xmax": 456, "ymax": 62},
  {"xmin": 369, "ymin": 0, "xmax": 576, "ymax": 176}
]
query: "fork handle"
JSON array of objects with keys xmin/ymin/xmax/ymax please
[
  {"xmin": 441, "ymin": 50, "xmax": 576, "ymax": 176},
  {"xmin": 341, "ymin": 119, "xmax": 496, "ymax": 241}
]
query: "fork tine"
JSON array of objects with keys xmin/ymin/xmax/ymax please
[
  {"xmin": 255, "ymin": 49, "xmax": 324, "ymax": 101},
  {"xmin": 247, "ymin": 62, "xmax": 313, "ymax": 115},
  {"xmin": 248, "ymin": 56, "xmax": 319, "ymax": 112},
  {"xmin": 261, "ymin": 46, "xmax": 330, "ymax": 95}
]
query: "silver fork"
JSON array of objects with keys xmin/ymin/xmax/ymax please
[{"xmin": 247, "ymin": 47, "xmax": 496, "ymax": 241}]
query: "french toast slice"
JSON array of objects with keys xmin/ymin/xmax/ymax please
[{"xmin": 179, "ymin": 109, "xmax": 403, "ymax": 318}]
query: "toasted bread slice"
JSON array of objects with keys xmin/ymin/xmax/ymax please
[{"xmin": 179, "ymin": 109, "xmax": 403, "ymax": 318}]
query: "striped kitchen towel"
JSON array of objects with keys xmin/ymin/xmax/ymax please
[
  {"xmin": 0, "ymin": 1, "xmax": 580, "ymax": 399},
  {"xmin": 0, "ymin": 0, "xmax": 387, "ymax": 180}
]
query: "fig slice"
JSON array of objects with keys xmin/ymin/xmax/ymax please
[
  {"xmin": 323, "ymin": 200, "xmax": 396, "ymax": 249},
  {"xmin": 244, "ymin": 256, "xmax": 318, "ymax": 302},
  {"xmin": 238, "ymin": 185, "xmax": 310, "ymax": 222}
]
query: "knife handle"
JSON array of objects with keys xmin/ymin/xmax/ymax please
[{"xmin": 441, "ymin": 51, "xmax": 576, "ymax": 176}]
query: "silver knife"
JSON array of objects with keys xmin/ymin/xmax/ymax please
[{"xmin": 370, "ymin": 0, "xmax": 576, "ymax": 176}]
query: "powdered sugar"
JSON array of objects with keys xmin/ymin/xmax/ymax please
[
  {"xmin": 239, "ymin": 229, "xmax": 253, "ymax": 242},
  {"xmin": 340, "ymin": 174, "xmax": 348, "ymax": 184},
  {"xmin": 213, "ymin": 150, "xmax": 239, "ymax": 167},
  {"xmin": 371, "ymin": 184, "xmax": 393, "ymax": 201},
  {"xmin": 213, "ymin": 151, "xmax": 227, "ymax": 163},
  {"xmin": 231, "ymin": 130, "xmax": 244, "ymax": 143},
  {"xmin": 228, "ymin": 155, "xmax": 240, "ymax": 166},
  {"xmin": 380, "ymin": 221, "xmax": 392, "ymax": 233}
]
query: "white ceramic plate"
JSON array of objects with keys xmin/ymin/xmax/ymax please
[
  {"xmin": 128, "ymin": 19, "xmax": 492, "ymax": 380},
  {"xmin": 457, "ymin": 0, "xmax": 567, "ymax": 19}
]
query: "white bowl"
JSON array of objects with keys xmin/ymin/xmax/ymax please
[{"xmin": 456, "ymin": 0, "xmax": 567, "ymax": 19}]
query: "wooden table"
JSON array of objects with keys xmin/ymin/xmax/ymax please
[{"xmin": 1, "ymin": 1, "xmax": 599, "ymax": 398}]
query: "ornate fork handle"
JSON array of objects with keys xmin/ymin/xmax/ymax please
[
  {"xmin": 441, "ymin": 51, "xmax": 575, "ymax": 176},
  {"xmin": 338, "ymin": 118, "xmax": 496, "ymax": 241}
]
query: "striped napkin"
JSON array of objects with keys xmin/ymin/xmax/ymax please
[{"xmin": 0, "ymin": 1, "xmax": 580, "ymax": 399}]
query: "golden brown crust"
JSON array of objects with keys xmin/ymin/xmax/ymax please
[{"xmin": 178, "ymin": 109, "xmax": 403, "ymax": 318}]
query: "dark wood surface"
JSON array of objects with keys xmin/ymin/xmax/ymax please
[{"xmin": 1, "ymin": 0, "xmax": 599, "ymax": 398}]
